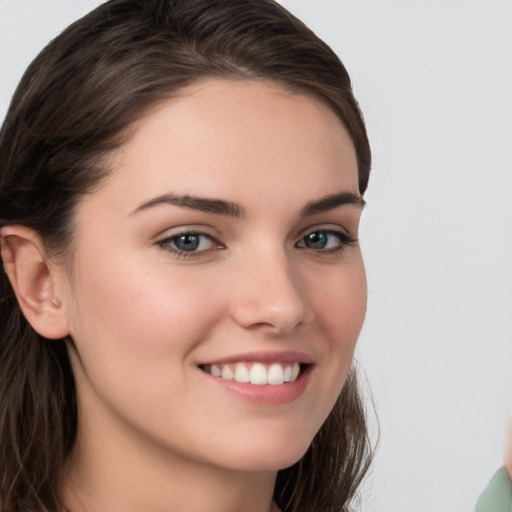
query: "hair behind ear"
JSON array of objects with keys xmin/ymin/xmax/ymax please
[{"xmin": 0, "ymin": 240, "xmax": 77, "ymax": 511}]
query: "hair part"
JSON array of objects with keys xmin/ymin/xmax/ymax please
[{"xmin": 0, "ymin": 1, "xmax": 372, "ymax": 511}]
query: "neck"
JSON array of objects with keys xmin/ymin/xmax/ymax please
[{"xmin": 60, "ymin": 410, "xmax": 278, "ymax": 512}]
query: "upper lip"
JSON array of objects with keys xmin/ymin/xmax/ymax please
[{"xmin": 197, "ymin": 350, "xmax": 315, "ymax": 366}]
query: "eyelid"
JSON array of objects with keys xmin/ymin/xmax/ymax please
[
  {"xmin": 296, "ymin": 223, "xmax": 356, "ymax": 241},
  {"xmin": 152, "ymin": 223, "xmax": 219, "ymax": 241}
]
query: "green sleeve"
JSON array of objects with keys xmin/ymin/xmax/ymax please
[{"xmin": 476, "ymin": 467, "xmax": 512, "ymax": 512}]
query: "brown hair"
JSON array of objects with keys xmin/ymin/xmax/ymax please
[{"xmin": 0, "ymin": 1, "xmax": 372, "ymax": 511}]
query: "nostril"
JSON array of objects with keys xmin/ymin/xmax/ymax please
[{"xmin": 229, "ymin": 297, "xmax": 312, "ymax": 334}]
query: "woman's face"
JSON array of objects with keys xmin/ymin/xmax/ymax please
[{"xmin": 58, "ymin": 79, "xmax": 366, "ymax": 472}]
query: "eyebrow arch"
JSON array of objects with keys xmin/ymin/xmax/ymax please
[
  {"xmin": 300, "ymin": 192, "xmax": 366, "ymax": 217},
  {"xmin": 130, "ymin": 191, "xmax": 364, "ymax": 219},
  {"xmin": 130, "ymin": 193, "xmax": 246, "ymax": 218}
]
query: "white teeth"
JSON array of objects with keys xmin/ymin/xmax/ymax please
[
  {"xmin": 205, "ymin": 361, "xmax": 303, "ymax": 385},
  {"xmin": 267, "ymin": 363, "xmax": 285, "ymax": 385},
  {"xmin": 250, "ymin": 363, "xmax": 267, "ymax": 385},
  {"xmin": 291, "ymin": 362, "xmax": 300, "ymax": 381},
  {"xmin": 234, "ymin": 363, "xmax": 250, "ymax": 383},
  {"xmin": 221, "ymin": 365, "xmax": 233, "ymax": 380}
]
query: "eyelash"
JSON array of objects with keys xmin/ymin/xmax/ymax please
[{"xmin": 156, "ymin": 228, "xmax": 357, "ymax": 259}]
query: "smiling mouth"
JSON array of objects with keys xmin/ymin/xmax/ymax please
[{"xmin": 199, "ymin": 362, "xmax": 307, "ymax": 386}]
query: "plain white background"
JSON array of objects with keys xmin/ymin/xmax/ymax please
[{"xmin": 1, "ymin": 1, "xmax": 511, "ymax": 511}]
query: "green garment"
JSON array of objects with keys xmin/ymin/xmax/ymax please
[{"xmin": 476, "ymin": 468, "xmax": 512, "ymax": 512}]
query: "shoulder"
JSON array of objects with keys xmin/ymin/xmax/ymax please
[{"xmin": 475, "ymin": 467, "xmax": 512, "ymax": 512}]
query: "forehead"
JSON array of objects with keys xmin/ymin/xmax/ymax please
[{"xmin": 85, "ymin": 79, "xmax": 359, "ymax": 215}]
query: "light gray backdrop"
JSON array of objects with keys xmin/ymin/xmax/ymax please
[{"xmin": 1, "ymin": 1, "xmax": 511, "ymax": 511}]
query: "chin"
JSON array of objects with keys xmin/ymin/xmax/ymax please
[{"xmin": 216, "ymin": 427, "xmax": 317, "ymax": 473}]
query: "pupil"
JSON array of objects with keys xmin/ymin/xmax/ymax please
[
  {"xmin": 175, "ymin": 234, "xmax": 200, "ymax": 251},
  {"xmin": 306, "ymin": 232, "xmax": 327, "ymax": 249}
]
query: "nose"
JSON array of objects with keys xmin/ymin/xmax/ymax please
[{"xmin": 228, "ymin": 250, "xmax": 314, "ymax": 334}]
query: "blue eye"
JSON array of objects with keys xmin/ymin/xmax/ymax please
[
  {"xmin": 297, "ymin": 229, "xmax": 355, "ymax": 252},
  {"xmin": 303, "ymin": 231, "xmax": 330, "ymax": 249},
  {"xmin": 173, "ymin": 234, "xmax": 202, "ymax": 251},
  {"xmin": 158, "ymin": 232, "xmax": 218, "ymax": 256}
]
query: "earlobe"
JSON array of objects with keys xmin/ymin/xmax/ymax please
[{"xmin": 0, "ymin": 225, "xmax": 70, "ymax": 340}]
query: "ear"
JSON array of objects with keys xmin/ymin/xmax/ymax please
[{"xmin": 1, "ymin": 225, "xmax": 70, "ymax": 339}]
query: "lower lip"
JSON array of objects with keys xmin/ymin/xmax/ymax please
[{"xmin": 201, "ymin": 366, "xmax": 312, "ymax": 405}]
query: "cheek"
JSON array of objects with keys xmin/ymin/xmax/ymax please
[
  {"xmin": 67, "ymin": 258, "xmax": 227, "ymax": 364},
  {"xmin": 313, "ymin": 258, "xmax": 367, "ymax": 349},
  {"xmin": 308, "ymin": 256, "xmax": 367, "ymax": 410},
  {"xmin": 64, "ymin": 260, "xmax": 230, "ymax": 428}
]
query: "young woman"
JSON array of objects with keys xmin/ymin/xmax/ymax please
[
  {"xmin": 0, "ymin": 1, "xmax": 372, "ymax": 511},
  {"xmin": 2, "ymin": 1, "xmax": 510, "ymax": 512}
]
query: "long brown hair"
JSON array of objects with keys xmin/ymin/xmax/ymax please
[{"xmin": 0, "ymin": 1, "xmax": 373, "ymax": 511}]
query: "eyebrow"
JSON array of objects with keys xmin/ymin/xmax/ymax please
[
  {"xmin": 299, "ymin": 192, "xmax": 366, "ymax": 217},
  {"xmin": 130, "ymin": 193, "xmax": 245, "ymax": 217},
  {"xmin": 130, "ymin": 191, "xmax": 365, "ymax": 218}
]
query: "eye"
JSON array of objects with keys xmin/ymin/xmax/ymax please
[
  {"xmin": 296, "ymin": 229, "xmax": 356, "ymax": 253},
  {"xmin": 157, "ymin": 231, "xmax": 221, "ymax": 257}
]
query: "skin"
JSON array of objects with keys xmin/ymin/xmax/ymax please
[{"xmin": 3, "ymin": 79, "xmax": 367, "ymax": 512}]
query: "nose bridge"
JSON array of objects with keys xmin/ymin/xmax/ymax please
[{"xmin": 229, "ymin": 243, "xmax": 313, "ymax": 333}]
